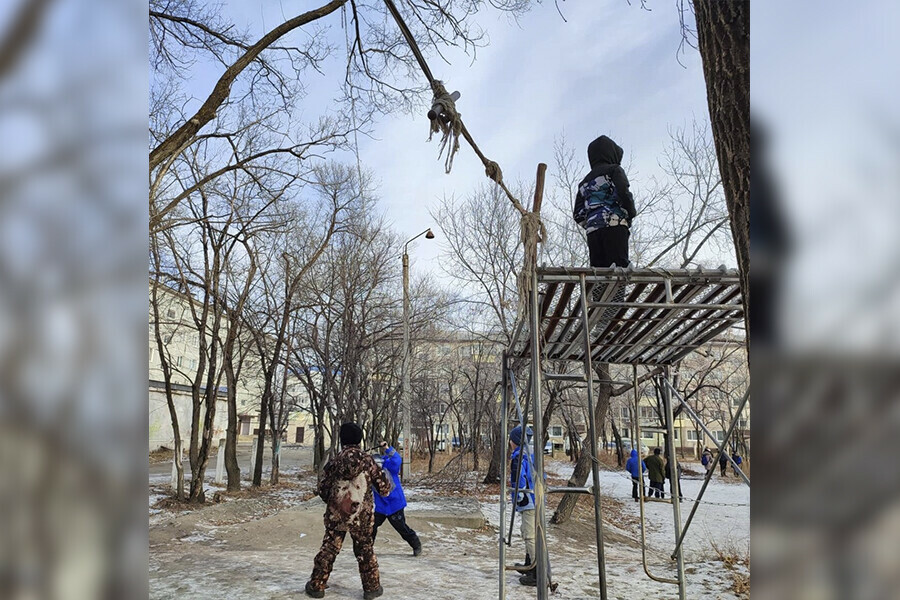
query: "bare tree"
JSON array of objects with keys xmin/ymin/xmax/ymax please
[
  {"xmin": 149, "ymin": 0, "xmax": 532, "ymax": 231},
  {"xmin": 243, "ymin": 162, "xmax": 359, "ymax": 486}
]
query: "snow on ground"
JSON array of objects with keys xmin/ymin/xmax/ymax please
[
  {"xmin": 545, "ymin": 460, "xmax": 750, "ymax": 562},
  {"xmin": 150, "ymin": 459, "xmax": 748, "ymax": 599}
]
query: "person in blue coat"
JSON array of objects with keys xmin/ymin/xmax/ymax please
[
  {"xmin": 372, "ymin": 441, "xmax": 422, "ymax": 556},
  {"xmin": 625, "ymin": 449, "xmax": 647, "ymax": 502},
  {"xmin": 508, "ymin": 425, "xmax": 539, "ymax": 586}
]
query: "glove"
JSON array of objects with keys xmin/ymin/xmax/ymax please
[{"xmin": 517, "ymin": 493, "xmax": 529, "ymax": 508}]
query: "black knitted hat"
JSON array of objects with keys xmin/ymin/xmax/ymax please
[{"xmin": 339, "ymin": 422, "xmax": 363, "ymax": 446}]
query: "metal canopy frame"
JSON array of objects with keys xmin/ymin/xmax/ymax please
[{"xmin": 498, "ymin": 266, "xmax": 747, "ymax": 600}]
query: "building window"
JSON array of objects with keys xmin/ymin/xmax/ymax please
[
  {"xmin": 176, "ymin": 356, "xmax": 183, "ymax": 367},
  {"xmin": 188, "ymin": 358, "xmax": 197, "ymax": 370},
  {"xmin": 163, "ymin": 335, "xmax": 171, "ymax": 344},
  {"xmin": 167, "ymin": 308, "xmax": 176, "ymax": 318},
  {"xmin": 639, "ymin": 406, "xmax": 655, "ymax": 419},
  {"xmin": 550, "ymin": 426, "xmax": 563, "ymax": 437},
  {"xmin": 687, "ymin": 430, "xmax": 698, "ymax": 441},
  {"xmin": 715, "ymin": 430, "xmax": 725, "ymax": 442},
  {"xmin": 642, "ymin": 431, "xmax": 654, "ymax": 439},
  {"xmin": 620, "ymin": 407, "xmax": 630, "ymax": 419},
  {"xmin": 149, "ymin": 347, "xmax": 154, "ymax": 362},
  {"xmin": 673, "ymin": 430, "xmax": 679, "ymax": 440},
  {"xmin": 622, "ymin": 428, "xmax": 630, "ymax": 439},
  {"xmin": 739, "ymin": 419, "xmax": 748, "ymax": 429}
]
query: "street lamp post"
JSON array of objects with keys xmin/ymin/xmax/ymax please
[{"xmin": 401, "ymin": 228, "xmax": 434, "ymax": 480}]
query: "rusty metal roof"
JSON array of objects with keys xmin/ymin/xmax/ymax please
[{"xmin": 508, "ymin": 266, "xmax": 744, "ymax": 366}]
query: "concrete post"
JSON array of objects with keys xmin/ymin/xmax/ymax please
[
  {"xmin": 215, "ymin": 438, "xmax": 226, "ymax": 484},
  {"xmin": 170, "ymin": 446, "xmax": 180, "ymax": 489},
  {"xmin": 249, "ymin": 437, "xmax": 259, "ymax": 479},
  {"xmin": 401, "ymin": 250, "xmax": 411, "ymax": 480}
]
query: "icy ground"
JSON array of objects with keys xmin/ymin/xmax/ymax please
[{"xmin": 149, "ymin": 459, "xmax": 748, "ymax": 599}]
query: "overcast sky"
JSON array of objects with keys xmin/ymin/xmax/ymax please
[{"xmin": 212, "ymin": 0, "xmax": 712, "ymax": 279}]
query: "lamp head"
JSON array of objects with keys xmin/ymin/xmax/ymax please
[{"xmin": 425, "ymin": 229, "xmax": 435, "ymax": 239}]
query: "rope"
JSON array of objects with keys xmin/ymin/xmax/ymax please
[
  {"xmin": 427, "ymin": 80, "xmax": 462, "ymax": 174},
  {"xmin": 380, "ymin": 0, "xmax": 531, "ymax": 220},
  {"xmin": 517, "ymin": 211, "xmax": 547, "ymax": 316}
]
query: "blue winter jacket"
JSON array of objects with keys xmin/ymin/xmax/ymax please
[
  {"xmin": 373, "ymin": 447, "xmax": 407, "ymax": 516},
  {"xmin": 510, "ymin": 446, "xmax": 536, "ymax": 512},
  {"xmin": 625, "ymin": 449, "xmax": 647, "ymax": 478}
]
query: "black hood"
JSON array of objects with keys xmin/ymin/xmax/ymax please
[{"xmin": 587, "ymin": 135, "xmax": 624, "ymax": 168}]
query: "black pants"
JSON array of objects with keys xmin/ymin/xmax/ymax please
[
  {"xmin": 587, "ymin": 225, "xmax": 630, "ymax": 268},
  {"xmin": 668, "ymin": 478, "xmax": 684, "ymax": 500},
  {"xmin": 649, "ymin": 481, "xmax": 665, "ymax": 498},
  {"xmin": 373, "ymin": 509, "xmax": 420, "ymax": 549},
  {"xmin": 631, "ymin": 477, "xmax": 647, "ymax": 500},
  {"xmin": 720, "ymin": 464, "xmax": 727, "ymax": 476}
]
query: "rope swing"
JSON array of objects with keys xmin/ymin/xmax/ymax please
[{"xmin": 381, "ymin": 0, "xmax": 544, "ymax": 309}]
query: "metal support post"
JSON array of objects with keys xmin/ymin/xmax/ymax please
[
  {"xmin": 671, "ymin": 387, "xmax": 751, "ymax": 559},
  {"xmin": 579, "ymin": 274, "xmax": 608, "ymax": 600},
  {"xmin": 401, "ymin": 251, "xmax": 411, "ymax": 480},
  {"xmin": 499, "ymin": 352, "xmax": 509, "ymax": 600},
  {"xmin": 530, "ymin": 271, "xmax": 549, "ymax": 599},
  {"xmin": 634, "ymin": 365, "xmax": 678, "ymax": 585},
  {"xmin": 664, "ymin": 380, "xmax": 750, "ymax": 486},
  {"xmin": 662, "ymin": 366, "xmax": 687, "ymax": 600}
]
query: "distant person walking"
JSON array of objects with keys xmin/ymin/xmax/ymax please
[
  {"xmin": 731, "ymin": 451, "xmax": 743, "ymax": 477},
  {"xmin": 665, "ymin": 453, "xmax": 684, "ymax": 501},
  {"xmin": 625, "ymin": 449, "xmax": 647, "ymax": 502},
  {"xmin": 373, "ymin": 441, "xmax": 422, "ymax": 556},
  {"xmin": 719, "ymin": 451, "xmax": 728, "ymax": 477},
  {"xmin": 701, "ymin": 448, "xmax": 714, "ymax": 476},
  {"xmin": 645, "ymin": 448, "xmax": 666, "ymax": 499}
]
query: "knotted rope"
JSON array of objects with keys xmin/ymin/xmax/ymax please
[
  {"xmin": 427, "ymin": 80, "xmax": 462, "ymax": 174},
  {"xmin": 517, "ymin": 210, "xmax": 547, "ymax": 316},
  {"xmin": 381, "ymin": 0, "xmax": 543, "ymax": 311}
]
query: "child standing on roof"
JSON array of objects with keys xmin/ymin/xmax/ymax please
[{"xmin": 573, "ymin": 135, "xmax": 638, "ymax": 268}]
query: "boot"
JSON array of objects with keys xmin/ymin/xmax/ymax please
[
  {"xmin": 515, "ymin": 554, "xmax": 532, "ymax": 568},
  {"xmin": 304, "ymin": 581, "xmax": 325, "ymax": 598},
  {"xmin": 412, "ymin": 540, "xmax": 422, "ymax": 557},
  {"xmin": 519, "ymin": 572, "xmax": 537, "ymax": 587},
  {"xmin": 363, "ymin": 586, "xmax": 384, "ymax": 600}
]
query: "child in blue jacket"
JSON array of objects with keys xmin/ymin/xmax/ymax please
[
  {"xmin": 509, "ymin": 425, "xmax": 538, "ymax": 586},
  {"xmin": 372, "ymin": 441, "xmax": 422, "ymax": 556},
  {"xmin": 625, "ymin": 448, "xmax": 647, "ymax": 502}
]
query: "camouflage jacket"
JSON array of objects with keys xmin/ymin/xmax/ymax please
[{"xmin": 317, "ymin": 445, "xmax": 391, "ymax": 532}]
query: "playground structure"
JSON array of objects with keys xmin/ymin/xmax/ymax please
[
  {"xmin": 373, "ymin": 5, "xmax": 750, "ymax": 598},
  {"xmin": 498, "ymin": 263, "xmax": 748, "ymax": 600}
]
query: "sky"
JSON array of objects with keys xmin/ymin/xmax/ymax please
[{"xmin": 195, "ymin": 0, "xmax": 713, "ymax": 280}]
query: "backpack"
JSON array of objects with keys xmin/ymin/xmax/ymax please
[{"xmin": 701, "ymin": 454, "xmax": 709, "ymax": 466}]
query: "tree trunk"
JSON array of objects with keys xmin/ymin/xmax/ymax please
[
  {"xmin": 551, "ymin": 364, "xmax": 612, "ymax": 525},
  {"xmin": 611, "ymin": 419, "xmax": 625, "ymax": 467},
  {"xmin": 693, "ymin": 0, "xmax": 750, "ymax": 343},
  {"xmin": 483, "ymin": 424, "xmax": 502, "ymax": 484},
  {"xmin": 252, "ymin": 391, "xmax": 268, "ymax": 486},
  {"xmin": 224, "ymin": 360, "xmax": 241, "ymax": 492},
  {"xmin": 270, "ymin": 437, "xmax": 281, "ymax": 484}
]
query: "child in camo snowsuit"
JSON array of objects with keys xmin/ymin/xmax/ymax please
[{"xmin": 306, "ymin": 423, "xmax": 392, "ymax": 600}]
